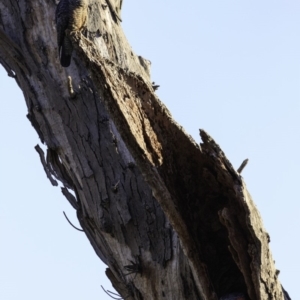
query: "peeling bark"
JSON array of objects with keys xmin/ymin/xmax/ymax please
[{"xmin": 0, "ymin": 1, "xmax": 288, "ymax": 299}]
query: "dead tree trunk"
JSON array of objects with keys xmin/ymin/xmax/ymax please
[{"xmin": 0, "ymin": 1, "xmax": 289, "ymax": 299}]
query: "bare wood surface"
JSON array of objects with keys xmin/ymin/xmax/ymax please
[{"xmin": 0, "ymin": 1, "xmax": 287, "ymax": 299}]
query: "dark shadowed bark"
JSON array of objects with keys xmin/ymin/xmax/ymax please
[{"xmin": 0, "ymin": 1, "xmax": 289, "ymax": 299}]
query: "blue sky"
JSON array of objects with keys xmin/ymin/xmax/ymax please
[{"xmin": 1, "ymin": 1, "xmax": 299, "ymax": 299}]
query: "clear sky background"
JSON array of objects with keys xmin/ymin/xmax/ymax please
[{"xmin": 1, "ymin": 1, "xmax": 299, "ymax": 299}]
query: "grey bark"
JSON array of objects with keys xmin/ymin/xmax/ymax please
[{"xmin": 0, "ymin": 1, "xmax": 288, "ymax": 299}]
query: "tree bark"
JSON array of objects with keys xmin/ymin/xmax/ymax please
[{"xmin": 0, "ymin": 1, "xmax": 289, "ymax": 299}]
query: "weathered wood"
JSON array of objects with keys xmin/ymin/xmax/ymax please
[{"xmin": 0, "ymin": 1, "xmax": 287, "ymax": 299}]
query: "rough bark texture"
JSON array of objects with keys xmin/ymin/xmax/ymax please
[{"xmin": 0, "ymin": 1, "xmax": 288, "ymax": 299}]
